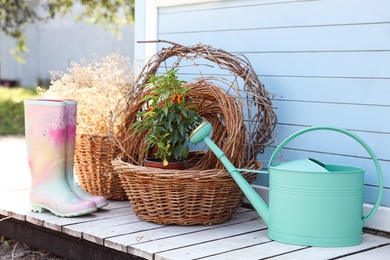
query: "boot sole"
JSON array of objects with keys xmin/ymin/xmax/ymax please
[
  {"xmin": 31, "ymin": 204, "xmax": 97, "ymax": 217},
  {"xmin": 96, "ymin": 201, "xmax": 109, "ymax": 209}
]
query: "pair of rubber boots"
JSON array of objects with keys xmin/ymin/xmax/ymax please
[{"xmin": 24, "ymin": 99, "xmax": 108, "ymax": 217}]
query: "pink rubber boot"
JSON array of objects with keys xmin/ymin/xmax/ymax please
[
  {"xmin": 24, "ymin": 99, "xmax": 97, "ymax": 217},
  {"xmin": 64, "ymin": 100, "xmax": 108, "ymax": 209}
]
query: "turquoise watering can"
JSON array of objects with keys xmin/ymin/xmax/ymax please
[{"xmin": 189, "ymin": 122, "xmax": 383, "ymax": 247}]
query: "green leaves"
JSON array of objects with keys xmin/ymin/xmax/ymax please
[
  {"xmin": 131, "ymin": 69, "xmax": 203, "ymax": 163},
  {"xmin": 0, "ymin": 0, "xmax": 135, "ymax": 62},
  {"xmin": 0, "ymin": 87, "xmax": 37, "ymax": 135}
]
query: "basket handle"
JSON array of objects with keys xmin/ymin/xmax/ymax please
[{"xmin": 268, "ymin": 126, "xmax": 383, "ymax": 222}]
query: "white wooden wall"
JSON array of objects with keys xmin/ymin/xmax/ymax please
[{"xmin": 135, "ymin": 0, "xmax": 390, "ymax": 224}]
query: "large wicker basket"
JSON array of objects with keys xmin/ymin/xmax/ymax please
[
  {"xmin": 112, "ymin": 158, "xmax": 259, "ymax": 225},
  {"xmin": 110, "ymin": 41, "xmax": 277, "ymax": 224},
  {"xmin": 74, "ymin": 133, "xmax": 127, "ymax": 200}
]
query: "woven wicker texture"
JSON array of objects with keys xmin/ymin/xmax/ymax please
[
  {"xmin": 113, "ymin": 158, "xmax": 259, "ymax": 225},
  {"xmin": 74, "ymin": 133, "xmax": 127, "ymax": 200}
]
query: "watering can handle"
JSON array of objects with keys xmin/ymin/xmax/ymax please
[{"xmin": 268, "ymin": 126, "xmax": 383, "ymax": 222}]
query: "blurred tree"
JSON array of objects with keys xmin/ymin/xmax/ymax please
[{"xmin": 0, "ymin": 0, "xmax": 135, "ymax": 62}]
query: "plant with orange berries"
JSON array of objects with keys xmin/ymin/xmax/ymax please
[{"xmin": 131, "ymin": 69, "xmax": 203, "ymax": 166}]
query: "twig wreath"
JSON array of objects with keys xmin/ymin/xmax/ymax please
[{"xmin": 111, "ymin": 40, "xmax": 277, "ymax": 168}]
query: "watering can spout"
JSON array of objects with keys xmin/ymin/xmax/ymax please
[{"xmin": 189, "ymin": 121, "xmax": 271, "ymax": 224}]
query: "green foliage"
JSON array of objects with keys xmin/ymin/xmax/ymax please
[
  {"xmin": 0, "ymin": 100, "xmax": 25, "ymax": 135},
  {"xmin": 0, "ymin": 0, "xmax": 37, "ymax": 62},
  {"xmin": 0, "ymin": 0, "xmax": 135, "ymax": 62},
  {"xmin": 132, "ymin": 69, "xmax": 203, "ymax": 165},
  {"xmin": 0, "ymin": 87, "xmax": 37, "ymax": 102},
  {"xmin": 0, "ymin": 87, "xmax": 37, "ymax": 135}
]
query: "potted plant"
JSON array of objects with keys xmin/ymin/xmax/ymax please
[{"xmin": 131, "ymin": 69, "xmax": 203, "ymax": 169}]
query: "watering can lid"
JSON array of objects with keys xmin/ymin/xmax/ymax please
[{"xmin": 271, "ymin": 158, "xmax": 329, "ymax": 172}]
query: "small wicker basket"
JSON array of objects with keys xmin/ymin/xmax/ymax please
[
  {"xmin": 112, "ymin": 158, "xmax": 259, "ymax": 225},
  {"xmin": 74, "ymin": 133, "xmax": 127, "ymax": 200}
]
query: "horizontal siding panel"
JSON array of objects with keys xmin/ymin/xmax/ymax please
[
  {"xmin": 230, "ymin": 51, "xmax": 390, "ymax": 78},
  {"xmin": 365, "ymin": 186, "xmax": 390, "ymax": 206},
  {"xmin": 159, "ymin": 0, "xmax": 390, "ymax": 33},
  {"xmin": 272, "ymin": 125, "xmax": 390, "ymax": 161},
  {"xmin": 159, "ymin": 0, "xmax": 308, "ymax": 14},
  {"xmin": 274, "ymin": 100, "xmax": 390, "ymax": 133},
  {"xmin": 263, "ymin": 77, "xmax": 390, "ymax": 106},
  {"xmin": 157, "ymin": 61, "xmax": 390, "ymax": 106},
  {"xmin": 155, "ymin": 49, "xmax": 390, "ymax": 79},
  {"xmin": 159, "ymin": 23, "xmax": 390, "ymax": 52}
]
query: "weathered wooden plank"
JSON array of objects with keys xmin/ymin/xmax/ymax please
[
  {"xmin": 127, "ymin": 219, "xmax": 266, "ymax": 260},
  {"xmin": 154, "ymin": 230, "xmax": 271, "ymax": 260},
  {"xmin": 80, "ymin": 214, "xmax": 153, "ymax": 244},
  {"xmin": 340, "ymin": 244, "xmax": 390, "ymax": 259},
  {"xmin": 25, "ymin": 206, "xmax": 135, "ymax": 232},
  {"xmin": 64, "ymin": 214, "xmax": 140, "ymax": 237},
  {"xmin": 105, "ymin": 210, "xmax": 260, "ymax": 254},
  {"xmin": 200, "ymin": 241, "xmax": 306, "ymax": 260},
  {"xmin": 95, "ymin": 208, "xmax": 254, "ymax": 249},
  {"xmin": 25, "ymin": 197, "xmax": 130, "ymax": 227},
  {"xmin": 86, "ymin": 218, "xmax": 164, "ymax": 248},
  {"xmin": 26, "ymin": 210, "xmax": 60, "ymax": 226},
  {"xmin": 62, "ymin": 207, "xmax": 136, "ymax": 237},
  {"xmin": 267, "ymin": 233, "xmax": 390, "ymax": 259},
  {"xmin": 25, "ymin": 200, "xmax": 131, "ymax": 227},
  {"xmin": 40, "ymin": 206, "xmax": 135, "ymax": 233}
]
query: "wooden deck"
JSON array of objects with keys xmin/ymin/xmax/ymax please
[{"xmin": 1, "ymin": 136, "xmax": 390, "ymax": 259}]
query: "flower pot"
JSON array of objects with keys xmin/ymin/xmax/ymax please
[{"xmin": 144, "ymin": 158, "xmax": 185, "ymax": 170}]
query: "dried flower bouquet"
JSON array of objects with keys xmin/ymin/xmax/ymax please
[{"xmin": 38, "ymin": 52, "xmax": 134, "ymax": 135}]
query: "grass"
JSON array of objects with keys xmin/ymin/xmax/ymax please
[{"xmin": 0, "ymin": 87, "xmax": 38, "ymax": 135}]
